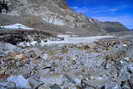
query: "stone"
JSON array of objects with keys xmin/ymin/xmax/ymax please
[
  {"xmin": 38, "ymin": 84, "xmax": 50, "ymax": 89},
  {"xmin": 28, "ymin": 78, "xmax": 44, "ymax": 89},
  {"xmin": 0, "ymin": 42, "xmax": 21, "ymax": 56},
  {"xmin": 40, "ymin": 74, "xmax": 64, "ymax": 85},
  {"xmin": 7, "ymin": 75, "xmax": 31, "ymax": 88},
  {"xmin": 41, "ymin": 53, "xmax": 48, "ymax": 60},
  {"xmin": 6, "ymin": 82, "xmax": 16, "ymax": 88},
  {"xmin": 50, "ymin": 84, "xmax": 61, "ymax": 89},
  {"xmin": 105, "ymin": 82, "xmax": 121, "ymax": 89}
]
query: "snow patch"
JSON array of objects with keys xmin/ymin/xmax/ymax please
[
  {"xmin": 123, "ymin": 44, "xmax": 127, "ymax": 47},
  {"xmin": 40, "ymin": 35, "xmax": 114, "ymax": 45},
  {"xmin": 53, "ymin": 19, "xmax": 65, "ymax": 25},
  {"xmin": 18, "ymin": 36, "xmax": 114, "ymax": 47},
  {"xmin": 89, "ymin": 19, "xmax": 95, "ymax": 24},
  {"xmin": 42, "ymin": 17, "xmax": 65, "ymax": 26},
  {"xmin": 57, "ymin": 34, "xmax": 71, "ymax": 38},
  {"xmin": 0, "ymin": 23, "xmax": 33, "ymax": 30}
]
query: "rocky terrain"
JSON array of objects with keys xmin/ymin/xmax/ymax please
[
  {"xmin": 0, "ymin": 34, "xmax": 133, "ymax": 89},
  {"xmin": 0, "ymin": 0, "xmax": 133, "ymax": 89}
]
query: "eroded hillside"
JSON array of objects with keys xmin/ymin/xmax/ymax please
[{"xmin": 0, "ymin": 0, "xmax": 129, "ymax": 36}]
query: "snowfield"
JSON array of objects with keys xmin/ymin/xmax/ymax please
[
  {"xmin": 18, "ymin": 35, "xmax": 114, "ymax": 47},
  {"xmin": 45, "ymin": 36, "xmax": 114, "ymax": 44},
  {"xmin": 0, "ymin": 23, "xmax": 33, "ymax": 30}
]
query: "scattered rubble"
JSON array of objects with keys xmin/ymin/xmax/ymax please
[{"xmin": 0, "ymin": 36, "xmax": 133, "ymax": 89}]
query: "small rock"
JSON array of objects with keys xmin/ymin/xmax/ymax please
[
  {"xmin": 40, "ymin": 74, "xmax": 64, "ymax": 85},
  {"xmin": 7, "ymin": 75, "xmax": 31, "ymax": 88},
  {"xmin": 41, "ymin": 53, "xmax": 48, "ymax": 60},
  {"xmin": 6, "ymin": 82, "xmax": 16, "ymax": 88},
  {"xmin": 105, "ymin": 82, "xmax": 121, "ymax": 89},
  {"xmin": 28, "ymin": 78, "xmax": 44, "ymax": 89},
  {"xmin": 50, "ymin": 84, "xmax": 61, "ymax": 89},
  {"xmin": 38, "ymin": 84, "xmax": 50, "ymax": 89}
]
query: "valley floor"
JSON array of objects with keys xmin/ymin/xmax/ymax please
[{"xmin": 0, "ymin": 33, "xmax": 133, "ymax": 89}]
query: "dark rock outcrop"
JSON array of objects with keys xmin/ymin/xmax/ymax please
[{"xmin": 0, "ymin": 30, "xmax": 57, "ymax": 45}]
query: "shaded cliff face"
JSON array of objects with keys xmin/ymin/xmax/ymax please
[{"xmin": 0, "ymin": 0, "xmax": 129, "ymax": 35}]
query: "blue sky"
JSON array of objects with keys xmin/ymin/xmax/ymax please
[{"xmin": 66, "ymin": 0, "xmax": 133, "ymax": 29}]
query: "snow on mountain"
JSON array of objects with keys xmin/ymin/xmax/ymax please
[{"xmin": 0, "ymin": 23, "xmax": 33, "ymax": 30}]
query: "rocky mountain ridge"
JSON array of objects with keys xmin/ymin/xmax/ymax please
[{"xmin": 0, "ymin": 0, "xmax": 129, "ymax": 36}]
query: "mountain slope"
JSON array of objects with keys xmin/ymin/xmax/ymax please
[
  {"xmin": 101, "ymin": 21, "xmax": 129, "ymax": 32},
  {"xmin": 0, "ymin": 0, "xmax": 129, "ymax": 36}
]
